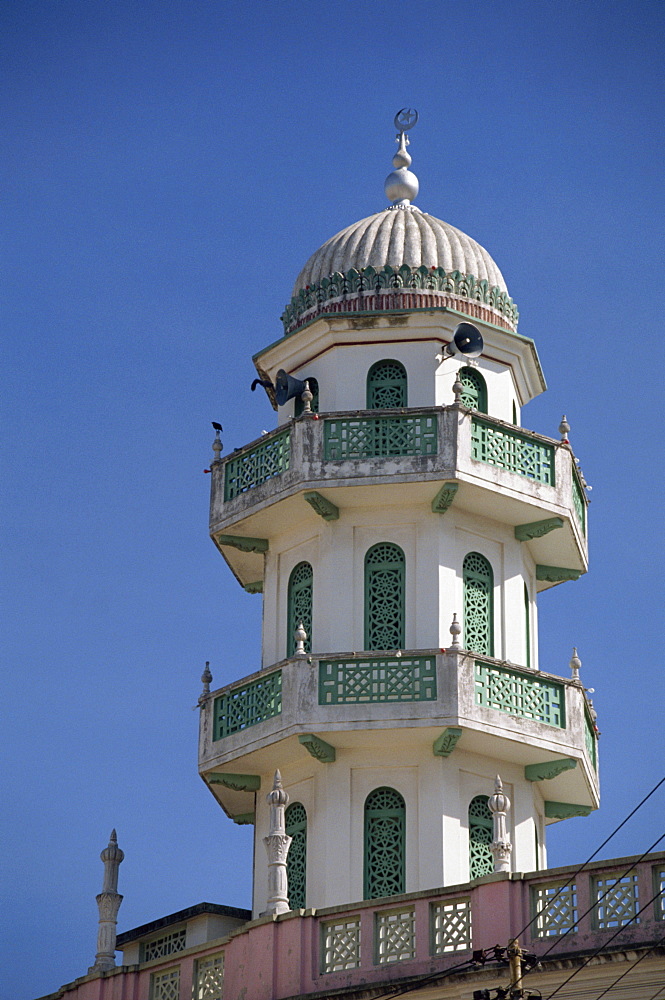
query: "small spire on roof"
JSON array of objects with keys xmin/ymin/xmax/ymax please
[{"xmin": 385, "ymin": 108, "xmax": 420, "ymax": 210}]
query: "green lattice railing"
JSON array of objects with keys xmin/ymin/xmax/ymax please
[
  {"xmin": 594, "ymin": 873, "xmax": 640, "ymax": 929},
  {"xmin": 474, "ymin": 661, "xmax": 565, "ymax": 727},
  {"xmin": 324, "ymin": 413, "xmax": 437, "ymax": 460},
  {"xmin": 572, "ymin": 468, "xmax": 586, "ymax": 536},
  {"xmin": 319, "ymin": 655, "xmax": 437, "ymax": 705},
  {"xmin": 213, "ymin": 671, "xmax": 282, "ymax": 740},
  {"xmin": 584, "ymin": 709, "xmax": 598, "ymax": 770},
  {"xmin": 532, "ymin": 881, "xmax": 578, "ymax": 937},
  {"xmin": 224, "ymin": 429, "xmax": 290, "ymax": 501},
  {"xmin": 471, "ymin": 418, "xmax": 555, "ymax": 485}
]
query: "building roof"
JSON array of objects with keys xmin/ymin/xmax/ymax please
[{"xmin": 115, "ymin": 901, "xmax": 251, "ymax": 947}]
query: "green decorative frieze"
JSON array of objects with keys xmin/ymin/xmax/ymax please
[
  {"xmin": 536, "ymin": 564, "xmax": 581, "ymax": 583},
  {"xmin": 215, "ymin": 534, "xmax": 269, "ymax": 553},
  {"xmin": 433, "ymin": 727, "xmax": 463, "ymax": 757},
  {"xmin": 298, "ymin": 733, "xmax": 337, "ymax": 763},
  {"xmin": 281, "ymin": 264, "xmax": 519, "ymax": 336},
  {"xmin": 244, "ymin": 581, "xmax": 263, "ymax": 594},
  {"xmin": 544, "ymin": 801, "xmax": 593, "ymax": 820},
  {"xmin": 431, "ymin": 482, "xmax": 459, "ymax": 514},
  {"xmin": 515, "ymin": 517, "xmax": 564, "ymax": 541},
  {"xmin": 232, "ymin": 813, "xmax": 255, "ymax": 825},
  {"xmin": 303, "ymin": 491, "xmax": 339, "ymax": 521},
  {"xmin": 207, "ymin": 772, "xmax": 261, "ymax": 792},
  {"xmin": 525, "ymin": 759, "xmax": 577, "ymax": 782}
]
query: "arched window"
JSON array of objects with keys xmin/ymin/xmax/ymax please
[
  {"xmin": 367, "ymin": 360, "xmax": 407, "ymax": 409},
  {"xmin": 287, "ymin": 561, "xmax": 313, "ymax": 656},
  {"xmin": 364, "ymin": 543, "xmax": 405, "ymax": 650},
  {"xmin": 285, "ymin": 802, "xmax": 307, "ymax": 909},
  {"xmin": 469, "ymin": 795, "xmax": 493, "ymax": 879},
  {"xmin": 458, "ymin": 366, "xmax": 487, "ymax": 413},
  {"xmin": 463, "ymin": 552, "xmax": 493, "ymax": 656},
  {"xmin": 364, "ymin": 787, "xmax": 405, "ymax": 899},
  {"xmin": 524, "ymin": 583, "xmax": 531, "ymax": 669},
  {"xmin": 295, "ymin": 377, "xmax": 319, "ymax": 416}
]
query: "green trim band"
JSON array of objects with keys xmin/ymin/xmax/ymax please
[
  {"xmin": 536, "ymin": 565, "xmax": 581, "ymax": 583},
  {"xmin": 232, "ymin": 813, "xmax": 255, "ymax": 825},
  {"xmin": 281, "ymin": 265, "xmax": 519, "ymax": 335}
]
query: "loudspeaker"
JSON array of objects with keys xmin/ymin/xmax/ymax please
[
  {"xmin": 445, "ymin": 322, "xmax": 484, "ymax": 359},
  {"xmin": 275, "ymin": 369, "xmax": 308, "ymax": 406}
]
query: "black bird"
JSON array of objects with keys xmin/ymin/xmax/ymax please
[
  {"xmin": 211, "ymin": 421, "xmax": 223, "ymax": 432},
  {"xmin": 251, "ymin": 378, "xmax": 273, "ymax": 392}
]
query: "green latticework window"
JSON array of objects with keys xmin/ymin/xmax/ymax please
[
  {"xmin": 471, "ymin": 418, "xmax": 555, "ymax": 485},
  {"xmin": 295, "ymin": 377, "xmax": 319, "ymax": 416},
  {"xmin": 364, "ymin": 787, "xmax": 405, "ymax": 899},
  {"xmin": 319, "ymin": 655, "xmax": 436, "ymax": 705},
  {"xmin": 213, "ymin": 671, "xmax": 282, "ymax": 740},
  {"xmin": 224, "ymin": 428, "xmax": 290, "ymax": 500},
  {"xmin": 367, "ymin": 360, "xmax": 407, "ymax": 409},
  {"xmin": 459, "ymin": 367, "xmax": 487, "ymax": 412},
  {"xmin": 533, "ymin": 882, "xmax": 578, "ymax": 937},
  {"xmin": 463, "ymin": 552, "xmax": 493, "ymax": 656},
  {"xmin": 431, "ymin": 899, "xmax": 472, "ymax": 953},
  {"xmin": 142, "ymin": 928, "xmax": 186, "ymax": 961},
  {"xmin": 285, "ymin": 802, "xmax": 307, "ymax": 910},
  {"xmin": 524, "ymin": 583, "xmax": 531, "ymax": 669},
  {"xmin": 194, "ymin": 954, "xmax": 224, "ymax": 1000},
  {"xmin": 324, "ymin": 413, "xmax": 437, "ymax": 459},
  {"xmin": 469, "ymin": 795, "xmax": 493, "ymax": 879},
  {"xmin": 364, "ymin": 543, "xmax": 405, "ymax": 651},
  {"xmin": 287, "ymin": 561, "xmax": 313, "ymax": 656},
  {"xmin": 150, "ymin": 969, "xmax": 180, "ymax": 1000},
  {"xmin": 322, "ymin": 917, "xmax": 361, "ymax": 972}
]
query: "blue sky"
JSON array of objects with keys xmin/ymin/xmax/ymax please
[{"xmin": 2, "ymin": 2, "xmax": 664, "ymax": 998}]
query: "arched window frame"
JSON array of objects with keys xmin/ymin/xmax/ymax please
[
  {"xmin": 468, "ymin": 794, "xmax": 493, "ymax": 879},
  {"xmin": 295, "ymin": 377, "xmax": 319, "ymax": 416},
  {"xmin": 285, "ymin": 802, "xmax": 307, "ymax": 909},
  {"xmin": 463, "ymin": 552, "xmax": 494, "ymax": 656},
  {"xmin": 458, "ymin": 366, "xmax": 487, "ymax": 413},
  {"xmin": 364, "ymin": 786, "xmax": 406, "ymax": 899},
  {"xmin": 287, "ymin": 561, "xmax": 313, "ymax": 656},
  {"xmin": 364, "ymin": 543, "xmax": 405, "ymax": 651},
  {"xmin": 366, "ymin": 360, "xmax": 408, "ymax": 409}
]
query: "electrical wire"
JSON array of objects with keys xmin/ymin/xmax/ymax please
[
  {"xmin": 513, "ymin": 776, "xmax": 665, "ymax": 943},
  {"xmin": 369, "ymin": 955, "xmax": 482, "ymax": 1000},
  {"xmin": 541, "ymin": 883, "xmax": 665, "ymax": 1000},
  {"xmin": 589, "ymin": 931, "xmax": 665, "ymax": 1000}
]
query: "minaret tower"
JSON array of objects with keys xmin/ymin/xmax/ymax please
[{"xmin": 199, "ymin": 111, "xmax": 598, "ymax": 917}]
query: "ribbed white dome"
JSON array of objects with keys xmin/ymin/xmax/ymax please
[{"xmin": 293, "ymin": 208, "xmax": 508, "ymax": 297}]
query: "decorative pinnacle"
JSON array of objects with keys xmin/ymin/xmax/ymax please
[
  {"xmin": 294, "ymin": 622, "xmax": 308, "ymax": 658},
  {"xmin": 569, "ymin": 647, "xmax": 582, "ymax": 684},
  {"xmin": 559, "ymin": 414, "xmax": 570, "ymax": 444},
  {"xmin": 300, "ymin": 380, "xmax": 313, "ymax": 415},
  {"xmin": 266, "ymin": 769, "xmax": 289, "ymax": 809},
  {"xmin": 385, "ymin": 108, "xmax": 420, "ymax": 209},
  {"xmin": 199, "ymin": 661, "xmax": 212, "ymax": 702},
  {"xmin": 211, "ymin": 422, "xmax": 223, "ymax": 463},
  {"xmin": 449, "ymin": 613, "xmax": 462, "ymax": 649},
  {"xmin": 452, "ymin": 370, "xmax": 464, "ymax": 405},
  {"xmin": 100, "ymin": 829, "xmax": 124, "ymax": 867}
]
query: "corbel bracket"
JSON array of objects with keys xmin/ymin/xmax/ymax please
[
  {"xmin": 536, "ymin": 564, "xmax": 581, "ymax": 583},
  {"xmin": 298, "ymin": 733, "xmax": 336, "ymax": 763},
  {"xmin": 544, "ymin": 800, "xmax": 592, "ymax": 819},
  {"xmin": 515, "ymin": 517, "xmax": 564, "ymax": 541},
  {"xmin": 207, "ymin": 772, "xmax": 261, "ymax": 792},
  {"xmin": 215, "ymin": 534, "xmax": 269, "ymax": 553},
  {"xmin": 431, "ymin": 482, "xmax": 459, "ymax": 514},
  {"xmin": 525, "ymin": 758, "xmax": 577, "ymax": 782},
  {"xmin": 304, "ymin": 491, "xmax": 339, "ymax": 521},
  {"xmin": 433, "ymin": 727, "xmax": 463, "ymax": 757}
]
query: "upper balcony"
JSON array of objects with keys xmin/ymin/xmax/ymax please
[{"xmin": 209, "ymin": 405, "xmax": 588, "ymax": 592}]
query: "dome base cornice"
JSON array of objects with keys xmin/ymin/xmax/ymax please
[{"xmin": 281, "ymin": 264, "xmax": 519, "ymax": 337}]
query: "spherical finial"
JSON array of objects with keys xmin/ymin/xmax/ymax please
[
  {"xmin": 449, "ymin": 613, "xmax": 461, "ymax": 649},
  {"xmin": 559, "ymin": 414, "xmax": 570, "ymax": 443},
  {"xmin": 385, "ymin": 109, "xmax": 420, "ymax": 208},
  {"xmin": 266, "ymin": 769, "xmax": 289, "ymax": 807},
  {"xmin": 569, "ymin": 647, "xmax": 582, "ymax": 684},
  {"xmin": 294, "ymin": 622, "xmax": 308, "ymax": 658},
  {"xmin": 101, "ymin": 829, "xmax": 124, "ymax": 865},
  {"xmin": 488, "ymin": 775, "xmax": 511, "ymax": 815}
]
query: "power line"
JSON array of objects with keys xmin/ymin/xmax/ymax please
[
  {"xmin": 514, "ymin": 776, "xmax": 665, "ymax": 943},
  {"xmin": 590, "ymin": 931, "xmax": 665, "ymax": 1000}
]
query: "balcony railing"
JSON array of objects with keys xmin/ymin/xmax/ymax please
[
  {"xmin": 475, "ymin": 660, "xmax": 565, "ymax": 728},
  {"xmin": 224, "ymin": 428, "xmax": 290, "ymax": 501},
  {"xmin": 213, "ymin": 671, "xmax": 282, "ymax": 740},
  {"xmin": 471, "ymin": 417, "xmax": 555, "ymax": 485},
  {"xmin": 319, "ymin": 654, "xmax": 437, "ymax": 705},
  {"xmin": 324, "ymin": 412, "xmax": 438, "ymax": 460}
]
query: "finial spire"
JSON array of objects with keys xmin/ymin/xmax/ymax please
[
  {"xmin": 89, "ymin": 830, "xmax": 124, "ymax": 973},
  {"xmin": 263, "ymin": 770, "xmax": 292, "ymax": 915},
  {"xmin": 385, "ymin": 108, "xmax": 420, "ymax": 209}
]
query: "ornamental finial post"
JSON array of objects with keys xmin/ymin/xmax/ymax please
[
  {"xmin": 300, "ymin": 380, "xmax": 313, "ymax": 415},
  {"xmin": 449, "ymin": 613, "xmax": 461, "ymax": 650},
  {"xmin": 569, "ymin": 647, "xmax": 582, "ymax": 685},
  {"xmin": 89, "ymin": 830, "xmax": 124, "ymax": 973},
  {"xmin": 211, "ymin": 423, "xmax": 223, "ymax": 464},
  {"xmin": 452, "ymin": 370, "xmax": 464, "ymax": 405},
  {"xmin": 293, "ymin": 622, "xmax": 308, "ymax": 658},
  {"xmin": 385, "ymin": 108, "xmax": 420, "ymax": 208},
  {"xmin": 263, "ymin": 770, "xmax": 292, "ymax": 915},
  {"xmin": 199, "ymin": 661, "xmax": 213, "ymax": 703},
  {"xmin": 559, "ymin": 414, "xmax": 570, "ymax": 444},
  {"xmin": 488, "ymin": 775, "xmax": 512, "ymax": 873}
]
